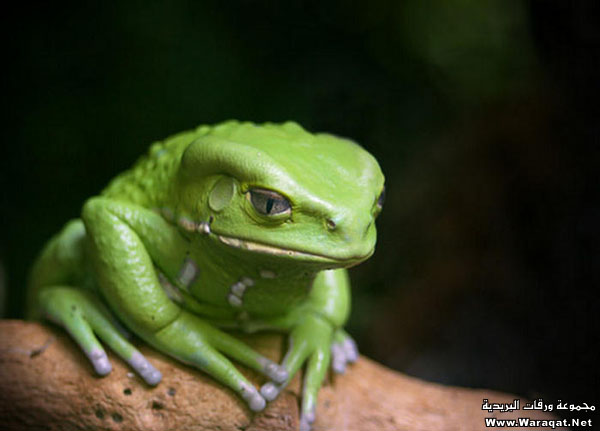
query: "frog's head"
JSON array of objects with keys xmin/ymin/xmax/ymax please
[{"xmin": 178, "ymin": 121, "xmax": 385, "ymax": 269}]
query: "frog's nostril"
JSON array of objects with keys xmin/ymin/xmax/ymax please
[{"xmin": 326, "ymin": 219, "xmax": 337, "ymax": 230}]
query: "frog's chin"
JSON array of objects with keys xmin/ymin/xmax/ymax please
[{"xmin": 214, "ymin": 233, "xmax": 371, "ymax": 267}]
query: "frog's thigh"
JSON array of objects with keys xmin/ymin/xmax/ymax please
[
  {"xmin": 39, "ymin": 285, "xmax": 162, "ymax": 385},
  {"xmin": 81, "ymin": 197, "xmax": 181, "ymax": 332}
]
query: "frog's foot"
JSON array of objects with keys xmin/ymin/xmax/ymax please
[
  {"xmin": 150, "ymin": 311, "xmax": 287, "ymax": 412},
  {"xmin": 331, "ymin": 328, "xmax": 359, "ymax": 374},
  {"xmin": 259, "ymin": 314, "xmax": 333, "ymax": 431},
  {"xmin": 38, "ymin": 286, "xmax": 162, "ymax": 385}
]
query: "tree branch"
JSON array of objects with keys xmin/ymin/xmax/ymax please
[{"xmin": 0, "ymin": 321, "xmax": 562, "ymax": 430}]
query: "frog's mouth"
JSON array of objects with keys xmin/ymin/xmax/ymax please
[{"xmin": 214, "ymin": 233, "xmax": 370, "ymax": 266}]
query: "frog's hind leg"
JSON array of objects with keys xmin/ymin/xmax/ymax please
[{"xmin": 29, "ymin": 220, "xmax": 161, "ymax": 385}]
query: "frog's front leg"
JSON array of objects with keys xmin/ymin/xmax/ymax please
[
  {"xmin": 254, "ymin": 269, "xmax": 357, "ymax": 430},
  {"xmin": 81, "ymin": 197, "xmax": 286, "ymax": 411}
]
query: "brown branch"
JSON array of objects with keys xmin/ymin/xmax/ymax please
[{"xmin": 0, "ymin": 320, "xmax": 563, "ymax": 430}]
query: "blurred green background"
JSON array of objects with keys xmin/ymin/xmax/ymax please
[{"xmin": 2, "ymin": 0, "xmax": 598, "ymax": 413}]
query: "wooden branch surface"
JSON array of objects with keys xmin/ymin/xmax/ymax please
[{"xmin": 0, "ymin": 320, "xmax": 562, "ymax": 430}]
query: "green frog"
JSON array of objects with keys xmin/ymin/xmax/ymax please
[{"xmin": 28, "ymin": 121, "xmax": 385, "ymax": 430}]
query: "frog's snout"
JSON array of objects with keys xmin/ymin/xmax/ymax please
[
  {"xmin": 325, "ymin": 211, "xmax": 376, "ymax": 261},
  {"xmin": 326, "ymin": 211, "xmax": 373, "ymax": 237}
]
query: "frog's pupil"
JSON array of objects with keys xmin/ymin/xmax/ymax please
[{"xmin": 266, "ymin": 198, "xmax": 274, "ymax": 214}]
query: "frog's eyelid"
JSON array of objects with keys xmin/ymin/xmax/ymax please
[{"xmin": 245, "ymin": 187, "xmax": 288, "ymax": 200}]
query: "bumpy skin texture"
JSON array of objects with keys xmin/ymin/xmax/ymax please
[{"xmin": 27, "ymin": 121, "xmax": 385, "ymax": 430}]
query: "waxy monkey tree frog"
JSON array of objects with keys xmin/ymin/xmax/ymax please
[{"xmin": 28, "ymin": 121, "xmax": 385, "ymax": 431}]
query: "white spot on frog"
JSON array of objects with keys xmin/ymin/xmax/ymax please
[
  {"xmin": 227, "ymin": 276, "xmax": 255, "ymax": 307},
  {"xmin": 177, "ymin": 216, "xmax": 196, "ymax": 232},
  {"xmin": 177, "ymin": 258, "xmax": 199, "ymax": 290},
  {"xmin": 259, "ymin": 269, "xmax": 277, "ymax": 279},
  {"xmin": 227, "ymin": 293, "xmax": 243, "ymax": 308},
  {"xmin": 240, "ymin": 276, "xmax": 255, "ymax": 287},
  {"xmin": 230, "ymin": 281, "xmax": 246, "ymax": 297}
]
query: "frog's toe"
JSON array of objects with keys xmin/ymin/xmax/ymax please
[
  {"xmin": 331, "ymin": 335, "xmax": 359, "ymax": 374},
  {"xmin": 263, "ymin": 361, "xmax": 288, "ymax": 384},
  {"xmin": 343, "ymin": 336, "xmax": 359, "ymax": 363},
  {"xmin": 299, "ymin": 409, "xmax": 316, "ymax": 431},
  {"xmin": 260, "ymin": 381, "xmax": 282, "ymax": 401},
  {"xmin": 128, "ymin": 351, "xmax": 162, "ymax": 385},
  {"xmin": 241, "ymin": 382, "xmax": 266, "ymax": 412},
  {"xmin": 299, "ymin": 344, "xmax": 329, "ymax": 431},
  {"xmin": 88, "ymin": 348, "xmax": 112, "ymax": 375},
  {"xmin": 331, "ymin": 341, "xmax": 349, "ymax": 374},
  {"xmin": 331, "ymin": 329, "xmax": 359, "ymax": 374}
]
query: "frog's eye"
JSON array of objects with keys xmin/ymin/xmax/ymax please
[
  {"xmin": 247, "ymin": 188, "xmax": 291, "ymax": 216},
  {"xmin": 376, "ymin": 186, "xmax": 386, "ymax": 210}
]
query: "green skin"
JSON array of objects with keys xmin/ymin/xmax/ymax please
[{"xmin": 28, "ymin": 121, "xmax": 384, "ymax": 431}]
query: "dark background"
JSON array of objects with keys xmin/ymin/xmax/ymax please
[{"xmin": 2, "ymin": 0, "xmax": 598, "ymax": 418}]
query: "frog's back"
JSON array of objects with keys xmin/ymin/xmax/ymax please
[{"xmin": 101, "ymin": 125, "xmax": 212, "ymax": 207}]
